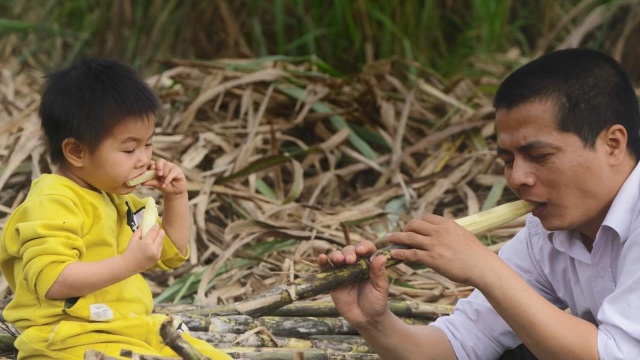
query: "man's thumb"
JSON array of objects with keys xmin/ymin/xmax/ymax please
[{"xmin": 368, "ymin": 254, "xmax": 389, "ymax": 291}]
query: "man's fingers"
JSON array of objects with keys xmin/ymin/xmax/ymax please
[
  {"xmin": 368, "ymin": 255, "xmax": 389, "ymax": 292},
  {"xmin": 386, "ymin": 231, "xmax": 431, "ymax": 250},
  {"xmin": 354, "ymin": 240, "xmax": 377, "ymax": 255}
]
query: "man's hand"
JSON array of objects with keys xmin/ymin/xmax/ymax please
[
  {"xmin": 317, "ymin": 240, "xmax": 458, "ymax": 360},
  {"xmin": 318, "ymin": 240, "xmax": 391, "ymax": 328},
  {"xmin": 386, "ymin": 214, "xmax": 497, "ymax": 287}
]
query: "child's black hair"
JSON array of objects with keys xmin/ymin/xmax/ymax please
[{"xmin": 39, "ymin": 58, "xmax": 161, "ymax": 165}]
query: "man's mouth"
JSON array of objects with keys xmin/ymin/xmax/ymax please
[{"xmin": 531, "ymin": 202, "xmax": 548, "ymax": 217}]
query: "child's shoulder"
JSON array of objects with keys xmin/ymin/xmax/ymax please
[
  {"xmin": 18, "ymin": 174, "xmax": 106, "ymax": 214},
  {"xmin": 26, "ymin": 174, "xmax": 86, "ymax": 201}
]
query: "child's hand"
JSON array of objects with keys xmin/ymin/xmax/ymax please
[
  {"xmin": 123, "ymin": 225, "xmax": 165, "ymax": 273},
  {"xmin": 142, "ymin": 159, "xmax": 188, "ymax": 197}
]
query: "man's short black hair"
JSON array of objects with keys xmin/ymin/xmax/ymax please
[
  {"xmin": 494, "ymin": 48, "xmax": 640, "ymax": 160},
  {"xmin": 39, "ymin": 58, "xmax": 161, "ymax": 165}
]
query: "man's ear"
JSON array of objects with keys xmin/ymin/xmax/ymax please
[
  {"xmin": 61, "ymin": 138, "xmax": 87, "ymax": 168},
  {"xmin": 603, "ymin": 124, "xmax": 628, "ymax": 162}
]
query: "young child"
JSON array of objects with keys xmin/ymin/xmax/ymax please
[{"xmin": 0, "ymin": 58, "xmax": 230, "ymax": 359}]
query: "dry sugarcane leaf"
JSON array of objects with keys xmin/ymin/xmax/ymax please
[
  {"xmin": 178, "ymin": 68, "xmax": 286, "ymax": 132},
  {"xmin": 0, "ymin": 122, "xmax": 41, "ymax": 192}
]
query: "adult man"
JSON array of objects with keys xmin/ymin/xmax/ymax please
[{"xmin": 319, "ymin": 48, "xmax": 640, "ymax": 359}]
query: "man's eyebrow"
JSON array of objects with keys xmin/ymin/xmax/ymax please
[{"xmin": 497, "ymin": 140, "xmax": 554, "ymax": 155}]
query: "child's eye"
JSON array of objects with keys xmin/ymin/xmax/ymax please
[
  {"xmin": 145, "ymin": 143, "xmax": 152, "ymax": 147},
  {"xmin": 123, "ymin": 149, "xmax": 135, "ymax": 154}
]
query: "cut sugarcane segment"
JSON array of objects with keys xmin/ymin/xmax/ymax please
[
  {"xmin": 126, "ymin": 170, "xmax": 157, "ymax": 187},
  {"xmin": 455, "ymin": 199, "xmax": 537, "ymax": 235},
  {"xmin": 141, "ymin": 197, "xmax": 158, "ymax": 236}
]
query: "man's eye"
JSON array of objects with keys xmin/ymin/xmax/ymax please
[
  {"xmin": 145, "ymin": 143, "xmax": 152, "ymax": 147},
  {"xmin": 530, "ymin": 153, "xmax": 550, "ymax": 161},
  {"xmin": 497, "ymin": 157, "xmax": 513, "ymax": 167}
]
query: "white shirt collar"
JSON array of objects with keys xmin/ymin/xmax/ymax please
[
  {"xmin": 601, "ymin": 161, "xmax": 640, "ymax": 243},
  {"xmin": 544, "ymin": 161, "xmax": 640, "ymax": 261}
]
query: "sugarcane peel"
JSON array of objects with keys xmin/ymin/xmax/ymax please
[
  {"xmin": 141, "ymin": 197, "xmax": 158, "ymax": 236},
  {"xmin": 126, "ymin": 169, "xmax": 157, "ymax": 187}
]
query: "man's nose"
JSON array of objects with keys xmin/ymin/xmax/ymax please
[{"xmin": 508, "ymin": 160, "xmax": 535, "ymax": 189}]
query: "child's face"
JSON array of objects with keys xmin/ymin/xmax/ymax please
[{"xmin": 81, "ymin": 116, "xmax": 155, "ymax": 194}]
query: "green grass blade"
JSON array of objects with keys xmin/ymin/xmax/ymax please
[{"xmin": 276, "ymin": 83, "xmax": 378, "ymax": 160}]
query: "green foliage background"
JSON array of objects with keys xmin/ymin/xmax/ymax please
[{"xmin": 2, "ymin": 0, "xmax": 639, "ymax": 79}]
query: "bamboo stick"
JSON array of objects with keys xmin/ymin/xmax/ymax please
[{"xmin": 186, "ymin": 200, "xmax": 536, "ymax": 318}]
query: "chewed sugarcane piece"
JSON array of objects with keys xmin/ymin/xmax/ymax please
[
  {"xmin": 126, "ymin": 170, "xmax": 157, "ymax": 187},
  {"xmin": 141, "ymin": 197, "xmax": 158, "ymax": 236}
]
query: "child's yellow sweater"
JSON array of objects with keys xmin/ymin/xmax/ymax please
[{"xmin": 0, "ymin": 174, "xmax": 230, "ymax": 359}]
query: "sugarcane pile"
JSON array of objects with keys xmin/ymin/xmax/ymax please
[{"xmin": 0, "ymin": 53, "xmax": 531, "ymax": 359}]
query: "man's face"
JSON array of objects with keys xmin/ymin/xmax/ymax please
[
  {"xmin": 79, "ymin": 116, "xmax": 155, "ymax": 195},
  {"xmin": 496, "ymin": 100, "xmax": 614, "ymax": 238}
]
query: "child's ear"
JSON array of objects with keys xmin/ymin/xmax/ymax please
[{"xmin": 61, "ymin": 138, "xmax": 87, "ymax": 167}]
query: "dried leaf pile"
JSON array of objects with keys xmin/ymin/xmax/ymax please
[{"xmin": 0, "ymin": 54, "xmax": 532, "ymax": 358}]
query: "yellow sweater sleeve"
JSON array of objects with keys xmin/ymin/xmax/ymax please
[{"xmin": 9, "ymin": 194, "xmax": 85, "ymax": 299}]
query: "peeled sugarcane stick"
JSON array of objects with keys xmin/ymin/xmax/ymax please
[
  {"xmin": 141, "ymin": 197, "xmax": 159, "ymax": 236},
  {"xmin": 185, "ymin": 200, "xmax": 535, "ymax": 318},
  {"xmin": 126, "ymin": 169, "xmax": 158, "ymax": 187}
]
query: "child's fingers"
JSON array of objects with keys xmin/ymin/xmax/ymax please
[{"xmin": 131, "ymin": 226, "xmax": 142, "ymax": 241}]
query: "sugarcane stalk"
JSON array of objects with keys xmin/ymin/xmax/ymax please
[
  {"xmin": 0, "ymin": 333, "xmax": 16, "ymax": 354},
  {"xmin": 158, "ymin": 300, "xmax": 452, "ymax": 320},
  {"xmin": 84, "ymin": 349, "xmax": 181, "ymax": 360},
  {"xmin": 185, "ymin": 200, "xmax": 535, "ymax": 318},
  {"xmin": 222, "ymin": 347, "xmax": 381, "ymax": 360},
  {"xmin": 179, "ymin": 314, "xmax": 431, "ymax": 336},
  {"xmin": 159, "ymin": 316, "xmax": 209, "ymax": 360},
  {"xmin": 190, "ymin": 332, "xmax": 372, "ymax": 354}
]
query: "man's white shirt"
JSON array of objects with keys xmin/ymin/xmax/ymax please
[{"xmin": 431, "ymin": 162, "xmax": 640, "ymax": 359}]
